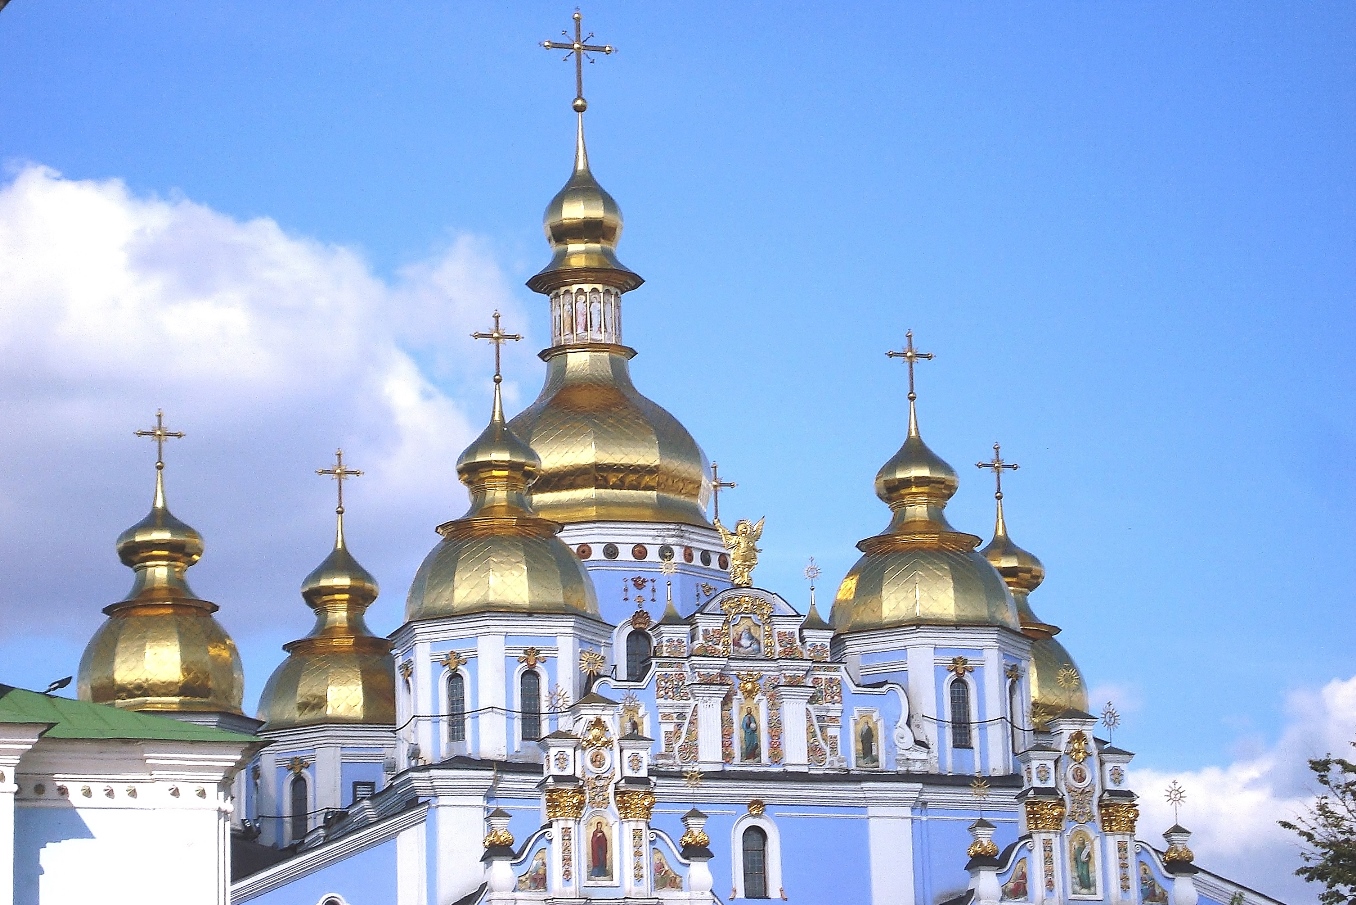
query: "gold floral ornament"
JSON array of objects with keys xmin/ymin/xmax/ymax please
[
  {"xmin": 614, "ymin": 789, "xmax": 657, "ymax": 820},
  {"xmin": 966, "ymin": 835, "xmax": 999, "ymax": 859},
  {"xmin": 1024, "ymin": 798, "xmax": 1066, "ymax": 832},
  {"xmin": 545, "ymin": 787, "xmax": 586, "ymax": 820},
  {"xmin": 1164, "ymin": 841, "xmax": 1195, "ymax": 863},
  {"xmin": 519, "ymin": 647, "xmax": 544, "ymax": 668},
  {"xmin": 1004, "ymin": 663, "xmax": 1022, "ymax": 681},
  {"xmin": 680, "ymin": 825, "xmax": 710, "ymax": 849},
  {"xmin": 1056, "ymin": 665, "xmax": 1081, "ymax": 690},
  {"xmin": 483, "ymin": 828, "xmax": 515, "ymax": 849},
  {"xmin": 1099, "ymin": 801, "xmax": 1139, "ymax": 834},
  {"xmin": 581, "ymin": 716, "xmax": 612, "ymax": 749},
  {"xmin": 579, "ymin": 649, "xmax": 607, "ymax": 677},
  {"xmin": 440, "ymin": 650, "xmax": 466, "ymax": 670},
  {"xmin": 737, "ymin": 673, "xmax": 762, "ymax": 700},
  {"xmin": 948, "ymin": 656, "xmax": 973, "ymax": 677},
  {"xmin": 1065, "ymin": 730, "xmax": 1090, "ymax": 764},
  {"xmin": 747, "ymin": 799, "xmax": 765, "ymax": 816},
  {"xmin": 714, "ymin": 517, "xmax": 765, "ymax": 588},
  {"xmin": 286, "ymin": 757, "xmax": 309, "ymax": 774},
  {"xmin": 684, "ymin": 769, "xmax": 704, "ymax": 788}
]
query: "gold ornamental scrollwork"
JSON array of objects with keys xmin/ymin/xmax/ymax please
[
  {"xmin": 1164, "ymin": 843, "xmax": 1195, "ymax": 863},
  {"xmin": 1024, "ymin": 798, "xmax": 1066, "ymax": 832},
  {"xmin": 545, "ymin": 787, "xmax": 586, "ymax": 820},
  {"xmin": 1066, "ymin": 730, "xmax": 1090, "ymax": 764},
  {"xmin": 737, "ymin": 672, "xmax": 762, "ymax": 700},
  {"xmin": 720, "ymin": 594, "xmax": 774, "ymax": 623},
  {"xmin": 483, "ymin": 828, "xmax": 515, "ymax": 849},
  {"xmin": 581, "ymin": 716, "xmax": 613, "ymax": 750},
  {"xmin": 1099, "ymin": 801, "xmax": 1139, "ymax": 834},
  {"xmin": 614, "ymin": 789, "xmax": 657, "ymax": 821},
  {"xmin": 680, "ymin": 826, "xmax": 710, "ymax": 849},
  {"xmin": 747, "ymin": 799, "xmax": 766, "ymax": 817},
  {"xmin": 966, "ymin": 838, "xmax": 999, "ymax": 858}
]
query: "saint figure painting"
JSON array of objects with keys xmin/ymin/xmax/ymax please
[
  {"xmin": 1068, "ymin": 829, "xmax": 1097, "ymax": 895},
  {"xmin": 587, "ymin": 816, "xmax": 613, "ymax": 882},
  {"xmin": 855, "ymin": 714, "xmax": 879, "ymax": 768},
  {"xmin": 730, "ymin": 616, "xmax": 762, "ymax": 657},
  {"xmin": 740, "ymin": 706, "xmax": 761, "ymax": 761}
]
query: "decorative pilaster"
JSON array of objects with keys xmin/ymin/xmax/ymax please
[
  {"xmin": 689, "ymin": 683, "xmax": 726, "ymax": 770},
  {"xmin": 965, "ymin": 819, "xmax": 1002, "ymax": 905},
  {"xmin": 778, "ymin": 683, "xmax": 815, "ymax": 770},
  {"xmin": 615, "ymin": 787, "xmax": 657, "ymax": 896},
  {"xmin": 1099, "ymin": 796, "xmax": 1139, "ymax": 902},
  {"xmin": 1022, "ymin": 796, "xmax": 1065, "ymax": 904},
  {"xmin": 0, "ymin": 727, "xmax": 44, "ymax": 905}
]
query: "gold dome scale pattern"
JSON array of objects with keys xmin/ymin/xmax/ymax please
[
  {"xmin": 258, "ymin": 452, "xmax": 395, "ymax": 730},
  {"xmin": 78, "ymin": 426, "xmax": 244, "ymax": 715}
]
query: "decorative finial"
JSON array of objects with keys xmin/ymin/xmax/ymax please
[
  {"xmin": 969, "ymin": 776, "xmax": 991, "ymax": 818},
  {"xmin": 1165, "ymin": 780, "xmax": 1187, "ymax": 824},
  {"xmin": 885, "ymin": 330, "xmax": 934, "ymax": 437},
  {"xmin": 316, "ymin": 449, "xmax": 362, "ymax": 549},
  {"xmin": 471, "ymin": 310, "xmax": 523, "ymax": 420},
  {"xmin": 135, "ymin": 409, "xmax": 185, "ymax": 509},
  {"xmin": 804, "ymin": 556, "xmax": 821, "ymax": 610},
  {"xmin": 1101, "ymin": 701, "xmax": 1121, "ymax": 744},
  {"xmin": 710, "ymin": 461, "xmax": 737, "ymax": 523},
  {"xmin": 976, "ymin": 442, "xmax": 1019, "ymax": 536},
  {"xmin": 541, "ymin": 9, "xmax": 614, "ymax": 115}
]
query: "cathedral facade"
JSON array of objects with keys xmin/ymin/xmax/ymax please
[{"xmin": 15, "ymin": 16, "xmax": 1286, "ymax": 905}]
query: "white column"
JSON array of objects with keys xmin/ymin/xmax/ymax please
[
  {"xmin": 397, "ymin": 817, "xmax": 429, "ymax": 905},
  {"xmin": 779, "ymin": 685, "xmax": 815, "ymax": 770},
  {"xmin": 0, "ymin": 727, "xmax": 43, "ymax": 905},
  {"xmin": 690, "ymin": 684, "xmax": 726, "ymax": 770},
  {"xmin": 866, "ymin": 801, "xmax": 915, "ymax": 904},
  {"xmin": 982, "ymin": 646, "xmax": 1004, "ymax": 774},
  {"xmin": 905, "ymin": 646, "xmax": 937, "ymax": 769},
  {"xmin": 316, "ymin": 744, "xmax": 342, "ymax": 813},
  {"xmin": 478, "ymin": 634, "xmax": 508, "ymax": 759}
]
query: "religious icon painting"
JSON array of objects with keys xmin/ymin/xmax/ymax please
[
  {"xmin": 730, "ymin": 616, "xmax": 763, "ymax": 657},
  {"xmin": 652, "ymin": 848, "xmax": 684, "ymax": 890},
  {"xmin": 1001, "ymin": 857, "xmax": 1029, "ymax": 901},
  {"xmin": 1138, "ymin": 862, "xmax": 1168, "ymax": 904},
  {"xmin": 853, "ymin": 712, "xmax": 880, "ymax": 769},
  {"xmin": 588, "ymin": 749, "xmax": 608, "ymax": 772},
  {"xmin": 1068, "ymin": 829, "xmax": 1098, "ymax": 897},
  {"xmin": 739, "ymin": 705, "xmax": 761, "ymax": 762},
  {"xmin": 585, "ymin": 815, "xmax": 614, "ymax": 883},
  {"xmin": 515, "ymin": 849, "xmax": 548, "ymax": 891}
]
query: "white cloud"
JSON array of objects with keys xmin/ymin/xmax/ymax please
[
  {"xmin": 1130, "ymin": 675, "xmax": 1356, "ymax": 904},
  {"xmin": 0, "ymin": 165, "xmax": 540, "ymax": 703}
]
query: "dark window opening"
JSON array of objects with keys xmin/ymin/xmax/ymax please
[
  {"xmin": 626, "ymin": 630, "xmax": 652, "ymax": 682},
  {"xmin": 742, "ymin": 826, "xmax": 769, "ymax": 898},
  {"xmin": 521, "ymin": 669, "xmax": 542, "ymax": 742},
  {"xmin": 951, "ymin": 679, "xmax": 973, "ymax": 749},
  {"xmin": 448, "ymin": 672, "xmax": 466, "ymax": 742},
  {"xmin": 289, "ymin": 775, "xmax": 307, "ymax": 843}
]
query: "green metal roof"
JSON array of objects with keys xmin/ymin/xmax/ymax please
[{"xmin": 0, "ymin": 685, "xmax": 256, "ymax": 743}]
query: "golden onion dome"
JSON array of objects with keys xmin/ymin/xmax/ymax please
[
  {"xmin": 526, "ymin": 114, "xmax": 642, "ymax": 295},
  {"xmin": 78, "ymin": 463, "xmax": 244, "ymax": 715},
  {"xmin": 831, "ymin": 342, "xmax": 1019, "ymax": 634},
  {"xmin": 407, "ymin": 373, "xmax": 600, "ymax": 622},
  {"xmin": 978, "ymin": 481, "xmax": 1088, "ymax": 728},
  {"xmin": 258, "ymin": 479, "xmax": 394, "ymax": 731}
]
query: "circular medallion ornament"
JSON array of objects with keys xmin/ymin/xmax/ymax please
[
  {"xmin": 576, "ymin": 544, "xmax": 593, "ymax": 560},
  {"xmin": 603, "ymin": 543, "xmax": 620, "ymax": 560},
  {"xmin": 1068, "ymin": 763, "xmax": 1091, "ymax": 788},
  {"xmin": 658, "ymin": 544, "xmax": 675, "ymax": 561},
  {"xmin": 700, "ymin": 550, "xmax": 712, "ymax": 567},
  {"xmin": 588, "ymin": 749, "xmax": 609, "ymax": 772},
  {"xmin": 683, "ymin": 546, "xmax": 694, "ymax": 563},
  {"xmin": 718, "ymin": 553, "xmax": 730, "ymax": 570},
  {"xmin": 632, "ymin": 544, "xmax": 648, "ymax": 560},
  {"xmin": 1110, "ymin": 765, "xmax": 1125, "ymax": 786}
]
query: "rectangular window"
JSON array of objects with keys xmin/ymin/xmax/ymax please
[{"xmin": 351, "ymin": 781, "xmax": 376, "ymax": 803}]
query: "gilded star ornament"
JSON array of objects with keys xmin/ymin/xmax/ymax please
[
  {"xmin": 684, "ymin": 769, "xmax": 704, "ymax": 789},
  {"xmin": 1101, "ymin": 701, "xmax": 1121, "ymax": 742},
  {"xmin": 1056, "ymin": 664, "xmax": 1081, "ymax": 689},
  {"xmin": 969, "ymin": 777, "xmax": 991, "ymax": 801},
  {"xmin": 547, "ymin": 685, "xmax": 571, "ymax": 713},
  {"xmin": 660, "ymin": 557, "xmax": 677, "ymax": 576},
  {"xmin": 579, "ymin": 649, "xmax": 607, "ymax": 677}
]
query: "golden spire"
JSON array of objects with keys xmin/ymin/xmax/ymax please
[
  {"xmin": 316, "ymin": 448, "xmax": 363, "ymax": 549},
  {"xmin": 976, "ymin": 444, "xmax": 1048, "ymax": 607},
  {"xmin": 886, "ymin": 330, "xmax": 934, "ymax": 438},
  {"xmin": 119, "ymin": 409, "xmax": 202, "ymax": 604},
  {"xmin": 976, "ymin": 442, "xmax": 1019, "ymax": 540},
  {"xmin": 134, "ymin": 408, "xmax": 184, "ymax": 512},
  {"xmin": 710, "ymin": 461, "xmax": 737, "ymax": 523}
]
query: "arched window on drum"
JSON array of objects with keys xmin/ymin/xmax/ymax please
[
  {"xmin": 520, "ymin": 669, "xmax": 542, "ymax": 742},
  {"xmin": 625, "ymin": 630, "xmax": 652, "ymax": 681},
  {"xmin": 950, "ymin": 678, "xmax": 973, "ymax": 749}
]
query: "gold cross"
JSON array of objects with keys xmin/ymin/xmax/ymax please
[
  {"xmin": 317, "ymin": 449, "xmax": 362, "ymax": 515},
  {"xmin": 885, "ymin": 329, "xmax": 933, "ymax": 404},
  {"xmin": 134, "ymin": 409, "xmax": 184, "ymax": 470},
  {"xmin": 710, "ymin": 460, "xmax": 737, "ymax": 523},
  {"xmin": 471, "ymin": 310, "xmax": 522, "ymax": 383},
  {"xmin": 976, "ymin": 442, "xmax": 1019, "ymax": 500},
  {"xmin": 541, "ymin": 9, "xmax": 615, "ymax": 113}
]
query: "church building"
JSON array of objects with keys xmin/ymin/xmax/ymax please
[{"xmin": 6, "ymin": 12, "xmax": 1290, "ymax": 905}]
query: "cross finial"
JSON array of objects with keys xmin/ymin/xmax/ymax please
[
  {"xmin": 471, "ymin": 310, "xmax": 523, "ymax": 386},
  {"xmin": 885, "ymin": 330, "xmax": 933, "ymax": 436},
  {"xmin": 134, "ymin": 409, "xmax": 184, "ymax": 471},
  {"xmin": 710, "ymin": 461, "xmax": 737, "ymax": 523},
  {"xmin": 1165, "ymin": 780, "xmax": 1187, "ymax": 823},
  {"xmin": 976, "ymin": 442, "xmax": 1019, "ymax": 501},
  {"xmin": 317, "ymin": 448, "xmax": 362, "ymax": 547},
  {"xmin": 541, "ymin": 9, "xmax": 615, "ymax": 114}
]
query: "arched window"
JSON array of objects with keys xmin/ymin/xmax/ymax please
[
  {"xmin": 950, "ymin": 679, "xmax": 973, "ymax": 749},
  {"xmin": 626, "ymin": 630, "xmax": 652, "ymax": 682},
  {"xmin": 742, "ymin": 826, "xmax": 769, "ymax": 898},
  {"xmin": 1008, "ymin": 678, "xmax": 1021, "ymax": 756},
  {"xmin": 289, "ymin": 774, "xmax": 308, "ymax": 843},
  {"xmin": 520, "ymin": 669, "xmax": 541, "ymax": 742},
  {"xmin": 448, "ymin": 672, "xmax": 466, "ymax": 743}
]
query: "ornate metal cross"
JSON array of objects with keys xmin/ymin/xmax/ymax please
[
  {"xmin": 134, "ymin": 409, "xmax": 184, "ymax": 469},
  {"xmin": 885, "ymin": 329, "xmax": 933, "ymax": 403},
  {"xmin": 976, "ymin": 442, "xmax": 1019, "ymax": 500},
  {"xmin": 317, "ymin": 448, "xmax": 362, "ymax": 515},
  {"xmin": 541, "ymin": 10, "xmax": 615, "ymax": 112},
  {"xmin": 710, "ymin": 460, "xmax": 737, "ymax": 522},
  {"xmin": 471, "ymin": 310, "xmax": 523, "ymax": 382}
]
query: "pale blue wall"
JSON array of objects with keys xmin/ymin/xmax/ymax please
[{"xmin": 246, "ymin": 836, "xmax": 398, "ymax": 905}]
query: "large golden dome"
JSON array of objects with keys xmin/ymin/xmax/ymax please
[
  {"xmin": 259, "ymin": 473, "xmax": 395, "ymax": 730},
  {"xmin": 78, "ymin": 464, "xmax": 244, "ymax": 714},
  {"xmin": 832, "ymin": 355, "xmax": 1019, "ymax": 634},
  {"xmin": 979, "ymin": 484, "xmax": 1088, "ymax": 728},
  {"xmin": 407, "ymin": 371, "xmax": 600, "ymax": 622},
  {"xmin": 511, "ymin": 111, "xmax": 710, "ymax": 527}
]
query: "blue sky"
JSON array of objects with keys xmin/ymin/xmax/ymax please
[{"xmin": 0, "ymin": 4, "xmax": 1352, "ymax": 897}]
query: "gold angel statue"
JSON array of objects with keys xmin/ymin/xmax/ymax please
[{"xmin": 714, "ymin": 517, "xmax": 765, "ymax": 588}]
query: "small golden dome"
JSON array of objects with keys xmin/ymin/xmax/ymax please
[
  {"xmin": 831, "ymin": 361, "xmax": 1019, "ymax": 634},
  {"xmin": 978, "ymin": 483, "xmax": 1088, "ymax": 728},
  {"xmin": 78, "ymin": 466, "xmax": 244, "ymax": 714},
  {"xmin": 508, "ymin": 347, "xmax": 711, "ymax": 526},
  {"xmin": 258, "ymin": 488, "xmax": 394, "ymax": 731},
  {"xmin": 407, "ymin": 377, "xmax": 600, "ymax": 622},
  {"xmin": 526, "ymin": 115, "xmax": 642, "ymax": 295}
]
